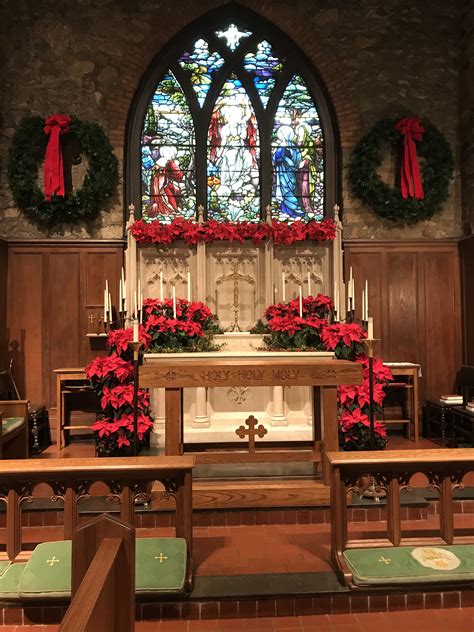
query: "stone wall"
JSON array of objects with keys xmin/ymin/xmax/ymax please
[
  {"xmin": 460, "ymin": 0, "xmax": 474, "ymax": 235},
  {"xmin": 0, "ymin": 0, "xmax": 463, "ymax": 240}
]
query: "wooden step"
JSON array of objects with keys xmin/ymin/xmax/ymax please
[{"xmin": 152, "ymin": 477, "xmax": 330, "ymax": 510}]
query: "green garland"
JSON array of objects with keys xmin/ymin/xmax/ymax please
[
  {"xmin": 349, "ymin": 118, "xmax": 454, "ymax": 223},
  {"xmin": 8, "ymin": 115, "xmax": 118, "ymax": 227}
]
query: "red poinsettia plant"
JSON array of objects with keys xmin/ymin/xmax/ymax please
[
  {"xmin": 85, "ymin": 324, "xmax": 154, "ymax": 455},
  {"xmin": 253, "ymin": 295, "xmax": 392, "ymax": 450},
  {"xmin": 130, "ymin": 217, "xmax": 336, "ymax": 247},
  {"xmin": 143, "ymin": 297, "xmax": 223, "ymax": 352},
  {"xmin": 85, "ymin": 298, "xmax": 223, "ymax": 453}
]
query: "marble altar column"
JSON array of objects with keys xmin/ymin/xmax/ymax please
[
  {"xmin": 193, "ymin": 386, "xmax": 210, "ymax": 427},
  {"xmin": 270, "ymin": 385, "xmax": 288, "ymax": 426}
]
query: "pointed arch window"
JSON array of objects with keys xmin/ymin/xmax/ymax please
[{"xmin": 129, "ymin": 12, "xmax": 338, "ymax": 224}]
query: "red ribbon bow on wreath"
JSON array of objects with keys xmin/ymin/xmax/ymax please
[
  {"xmin": 43, "ymin": 113, "xmax": 72, "ymax": 201},
  {"xmin": 394, "ymin": 117, "xmax": 424, "ymax": 200}
]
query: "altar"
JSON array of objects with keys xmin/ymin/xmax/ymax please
[{"xmin": 140, "ymin": 353, "xmax": 362, "ymax": 483}]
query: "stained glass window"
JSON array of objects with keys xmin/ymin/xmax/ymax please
[
  {"xmin": 139, "ymin": 19, "xmax": 331, "ymax": 224},
  {"xmin": 141, "ymin": 71, "xmax": 195, "ymax": 222},
  {"xmin": 272, "ymin": 74, "xmax": 324, "ymax": 221}
]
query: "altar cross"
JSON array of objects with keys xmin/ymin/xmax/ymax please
[{"xmin": 236, "ymin": 415, "xmax": 268, "ymax": 453}]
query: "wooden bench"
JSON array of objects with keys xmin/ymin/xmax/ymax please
[
  {"xmin": 328, "ymin": 449, "xmax": 474, "ymax": 589},
  {"xmin": 0, "ymin": 400, "xmax": 29, "ymax": 459}
]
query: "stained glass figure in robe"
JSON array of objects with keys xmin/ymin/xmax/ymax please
[
  {"xmin": 244, "ymin": 40, "xmax": 284, "ymax": 107},
  {"xmin": 271, "ymin": 74, "xmax": 324, "ymax": 221},
  {"xmin": 141, "ymin": 71, "xmax": 195, "ymax": 222},
  {"xmin": 215, "ymin": 24, "xmax": 252, "ymax": 51},
  {"xmin": 207, "ymin": 74, "xmax": 260, "ymax": 222},
  {"xmin": 179, "ymin": 39, "xmax": 225, "ymax": 107}
]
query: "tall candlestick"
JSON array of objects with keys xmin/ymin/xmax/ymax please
[
  {"xmin": 299, "ymin": 286, "xmax": 303, "ymax": 317},
  {"xmin": 282, "ymin": 272, "xmax": 286, "ymax": 302},
  {"xmin": 367, "ymin": 316, "xmax": 374, "ymax": 339},
  {"xmin": 133, "ymin": 320, "xmax": 139, "ymax": 343},
  {"xmin": 172, "ymin": 286, "xmax": 177, "ymax": 318},
  {"xmin": 159, "ymin": 271, "xmax": 163, "ymax": 302},
  {"xmin": 307, "ymin": 271, "xmax": 311, "ymax": 297},
  {"xmin": 187, "ymin": 271, "xmax": 191, "ymax": 302}
]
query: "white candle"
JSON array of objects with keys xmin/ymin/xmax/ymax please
[
  {"xmin": 172, "ymin": 286, "xmax": 177, "ymax": 318},
  {"xmin": 133, "ymin": 320, "xmax": 139, "ymax": 343},
  {"xmin": 362, "ymin": 290, "xmax": 365, "ymax": 321},
  {"xmin": 368, "ymin": 316, "xmax": 374, "ymax": 339},
  {"xmin": 307, "ymin": 271, "xmax": 311, "ymax": 297},
  {"xmin": 365, "ymin": 280, "xmax": 369, "ymax": 319},
  {"xmin": 349, "ymin": 266, "xmax": 353, "ymax": 283},
  {"xmin": 133, "ymin": 290, "xmax": 137, "ymax": 319},
  {"xmin": 119, "ymin": 280, "xmax": 123, "ymax": 311},
  {"xmin": 299, "ymin": 286, "xmax": 303, "ymax": 317},
  {"xmin": 187, "ymin": 271, "xmax": 191, "ymax": 302},
  {"xmin": 351, "ymin": 280, "xmax": 355, "ymax": 311},
  {"xmin": 160, "ymin": 271, "xmax": 163, "ymax": 301},
  {"xmin": 282, "ymin": 272, "xmax": 286, "ymax": 302},
  {"xmin": 103, "ymin": 289, "xmax": 108, "ymax": 322},
  {"xmin": 108, "ymin": 292, "xmax": 112, "ymax": 322}
]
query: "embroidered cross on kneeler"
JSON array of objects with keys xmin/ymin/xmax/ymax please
[
  {"xmin": 46, "ymin": 556, "xmax": 60, "ymax": 567},
  {"xmin": 235, "ymin": 415, "xmax": 268, "ymax": 453},
  {"xmin": 155, "ymin": 553, "xmax": 168, "ymax": 563},
  {"xmin": 378, "ymin": 556, "xmax": 391, "ymax": 565}
]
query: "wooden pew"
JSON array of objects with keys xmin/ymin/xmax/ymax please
[
  {"xmin": 328, "ymin": 449, "xmax": 474, "ymax": 588},
  {"xmin": 0, "ymin": 400, "xmax": 29, "ymax": 459},
  {"xmin": 60, "ymin": 514, "xmax": 135, "ymax": 632},
  {"xmin": 0, "ymin": 455, "xmax": 195, "ymax": 590}
]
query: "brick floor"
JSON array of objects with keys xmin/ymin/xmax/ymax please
[{"xmin": 7, "ymin": 607, "xmax": 474, "ymax": 630}]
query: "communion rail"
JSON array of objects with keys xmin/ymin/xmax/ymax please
[
  {"xmin": 328, "ymin": 449, "xmax": 474, "ymax": 587},
  {"xmin": 0, "ymin": 456, "xmax": 194, "ymax": 588}
]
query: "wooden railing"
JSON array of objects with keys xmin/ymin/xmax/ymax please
[
  {"xmin": 0, "ymin": 455, "xmax": 195, "ymax": 589},
  {"xmin": 60, "ymin": 514, "xmax": 135, "ymax": 632},
  {"xmin": 327, "ymin": 449, "xmax": 474, "ymax": 587}
]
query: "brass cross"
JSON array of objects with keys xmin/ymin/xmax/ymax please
[
  {"xmin": 155, "ymin": 553, "xmax": 168, "ymax": 563},
  {"xmin": 235, "ymin": 415, "xmax": 268, "ymax": 453},
  {"xmin": 378, "ymin": 556, "xmax": 391, "ymax": 565},
  {"xmin": 47, "ymin": 556, "xmax": 60, "ymax": 567}
]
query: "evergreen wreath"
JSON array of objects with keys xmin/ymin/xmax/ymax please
[
  {"xmin": 349, "ymin": 118, "xmax": 454, "ymax": 223},
  {"xmin": 8, "ymin": 115, "xmax": 118, "ymax": 227}
]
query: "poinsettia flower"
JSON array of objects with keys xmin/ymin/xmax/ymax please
[
  {"xmin": 117, "ymin": 432, "xmax": 131, "ymax": 448},
  {"xmin": 340, "ymin": 407, "xmax": 370, "ymax": 431},
  {"xmin": 338, "ymin": 384, "xmax": 359, "ymax": 405},
  {"xmin": 357, "ymin": 357, "xmax": 394, "ymax": 382}
]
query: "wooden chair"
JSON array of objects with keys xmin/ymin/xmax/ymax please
[
  {"xmin": 424, "ymin": 365, "xmax": 474, "ymax": 445},
  {"xmin": 0, "ymin": 363, "xmax": 29, "ymax": 459}
]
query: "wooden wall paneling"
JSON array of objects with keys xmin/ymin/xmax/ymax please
[
  {"xmin": 422, "ymin": 249, "xmax": 462, "ymax": 401},
  {"xmin": 344, "ymin": 241, "xmax": 462, "ymax": 405},
  {"xmin": 80, "ymin": 249, "xmax": 123, "ymax": 365},
  {"xmin": 459, "ymin": 236, "xmax": 474, "ymax": 365},
  {"xmin": 0, "ymin": 240, "xmax": 7, "ymax": 367},
  {"xmin": 7, "ymin": 250, "xmax": 44, "ymax": 403},
  {"xmin": 386, "ymin": 252, "xmax": 420, "ymax": 363},
  {"xmin": 344, "ymin": 250, "xmax": 387, "ymax": 356},
  {"xmin": 46, "ymin": 252, "xmax": 82, "ymax": 407}
]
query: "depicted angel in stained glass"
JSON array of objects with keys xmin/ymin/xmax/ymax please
[{"xmin": 147, "ymin": 146, "xmax": 184, "ymax": 218}]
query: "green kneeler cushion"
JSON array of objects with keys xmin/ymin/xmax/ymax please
[
  {"xmin": 17, "ymin": 538, "xmax": 187, "ymax": 599},
  {"xmin": 344, "ymin": 545, "xmax": 474, "ymax": 586},
  {"xmin": 2, "ymin": 416, "xmax": 25, "ymax": 435},
  {"xmin": 0, "ymin": 561, "xmax": 11, "ymax": 577},
  {"xmin": 0, "ymin": 563, "xmax": 27, "ymax": 598}
]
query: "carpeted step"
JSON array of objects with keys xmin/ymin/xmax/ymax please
[{"xmin": 344, "ymin": 544, "xmax": 474, "ymax": 586}]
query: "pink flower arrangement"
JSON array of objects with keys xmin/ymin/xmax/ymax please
[{"xmin": 130, "ymin": 217, "xmax": 336, "ymax": 247}]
